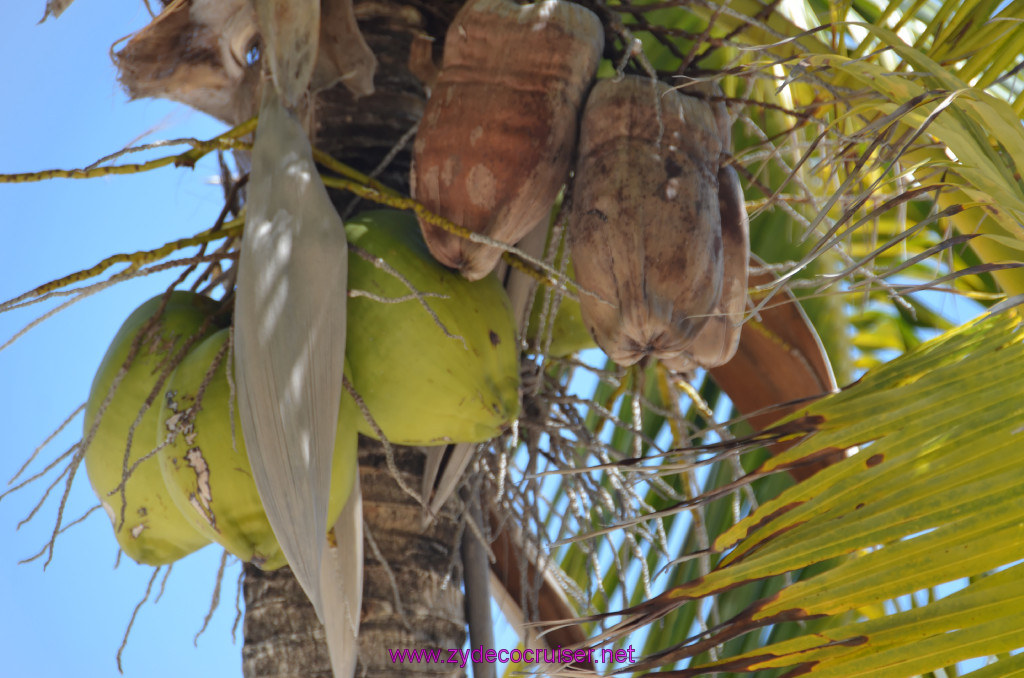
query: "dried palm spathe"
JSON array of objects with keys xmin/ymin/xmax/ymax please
[
  {"xmin": 321, "ymin": 476, "xmax": 363, "ymax": 678},
  {"xmin": 313, "ymin": 0, "xmax": 376, "ymax": 98},
  {"xmin": 568, "ymin": 75, "xmax": 727, "ymax": 368},
  {"xmin": 234, "ymin": 88, "xmax": 349, "ymax": 619},
  {"xmin": 115, "ymin": 0, "xmax": 261, "ymax": 125},
  {"xmin": 411, "ymin": 0, "xmax": 603, "ymax": 281},
  {"xmin": 252, "ymin": 0, "xmax": 320, "ymax": 106}
]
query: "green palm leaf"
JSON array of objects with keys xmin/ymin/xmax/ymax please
[{"xmin": 600, "ymin": 308, "xmax": 1024, "ymax": 675}]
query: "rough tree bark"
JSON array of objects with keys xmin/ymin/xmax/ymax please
[
  {"xmin": 241, "ymin": 3, "xmax": 469, "ymax": 677},
  {"xmin": 243, "ymin": 441, "xmax": 465, "ymax": 678}
]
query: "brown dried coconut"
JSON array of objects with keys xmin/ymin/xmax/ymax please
[{"xmin": 411, "ymin": 0, "xmax": 604, "ymax": 281}]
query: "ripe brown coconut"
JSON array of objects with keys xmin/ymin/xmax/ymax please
[
  {"xmin": 411, "ymin": 0, "xmax": 604, "ymax": 281},
  {"xmin": 663, "ymin": 163, "xmax": 750, "ymax": 371},
  {"xmin": 568, "ymin": 75, "xmax": 731, "ymax": 368}
]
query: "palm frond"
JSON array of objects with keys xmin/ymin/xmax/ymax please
[{"xmin": 588, "ymin": 307, "xmax": 1024, "ymax": 676}]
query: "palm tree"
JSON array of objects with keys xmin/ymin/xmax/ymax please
[{"xmin": 4, "ymin": 0, "xmax": 1023, "ymax": 677}]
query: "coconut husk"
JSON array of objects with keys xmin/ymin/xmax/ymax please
[
  {"xmin": 411, "ymin": 0, "xmax": 603, "ymax": 281},
  {"xmin": 663, "ymin": 163, "xmax": 750, "ymax": 371},
  {"xmin": 568, "ymin": 75, "xmax": 727, "ymax": 368}
]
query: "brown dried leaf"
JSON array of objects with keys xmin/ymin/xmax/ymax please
[
  {"xmin": 40, "ymin": 0, "xmax": 74, "ymax": 21},
  {"xmin": 709, "ymin": 257, "xmax": 838, "ymax": 477},
  {"xmin": 312, "ymin": 0, "xmax": 376, "ymax": 98},
  {"xmin": 488, "ymin": 508, "xmax": 590, "ymax": 666},
  {"xmin": 115, "ymin": 0, "xmax": 261, "ymax": 124}
]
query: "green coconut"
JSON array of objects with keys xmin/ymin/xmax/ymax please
[
  {"xmin": 345, "ymin": 209, "xmax": 520, "ymax": 445},
  {"xmin": 525, "ymin": 265, "xmax": 598, "ymax": 357},
  {"xmin": 157, "ymin": 328, "xmax": 359, "ymax": 570},
  {"xmin": 83, "ymin": 292, "xmax": 225, "ymax": 565}
]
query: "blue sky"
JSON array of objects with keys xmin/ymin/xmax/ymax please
[{"xmin": 0, "ymin": 2, "xmax": 245, "ymax": 677}]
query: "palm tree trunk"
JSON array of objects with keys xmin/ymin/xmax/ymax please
[
  {"xmin": 242, "ymin": 3, "xmax": 468, "ymax": 676},
  {"xmin": 356, "ymin": 440, "xmax": 466, "ymax": 676},
  {"xmin": 243, "ymin": 440, "xmax": 466, "ymax": 678},
  {"xmin": 242, "ymin": 563, "xmax": 333, "ymax": 678}
]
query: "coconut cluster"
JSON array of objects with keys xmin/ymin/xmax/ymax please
[
  {"xmin": 83, "ymin": 212, "xmax": 520, "ymax": 567},
  {"xmin": 411, "ymin": 0, "xmax": 749, "ymax": 372}
]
